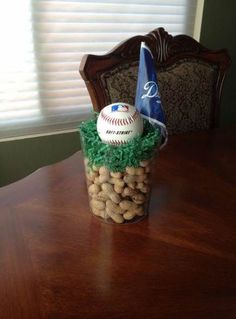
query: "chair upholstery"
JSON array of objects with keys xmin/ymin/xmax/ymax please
[{"xmin": 80, "ymin": 28, "xmax": 231, "ymax": 134}]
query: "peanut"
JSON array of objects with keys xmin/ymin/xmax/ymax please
[
  {"xmin": 132, "ymin": 193, "xmax": 146, "ymax": 205},
  {"xmin": 122, "ymin": 187, "xmax": 137, "ymax": 197},
  {"xmin": 101, "ymin": 182, "xmax": 121, "ymax": 203},
  {"xmin": 109, "ymin": 178, "xmax": 125, "ymax": 188},
  {"xmin": 88, "ymin": 184, "xmax": 101, "ymax": 196},
  {"xmin": 86, "ymin": 171, "xmax": 97, "ymax": 182},
  {"xmin": 109, "ymin": 192, "xmax": 121, "ymax": 204},
  {"xmin": 92, "ymin": 207, "xmax": 106, "ymax": 219},
  {"xmin": 114, "ymin": 184, "xmax": 124, "ymax": 194},
  {"xmin": 99, "ymin": 174, "xmax": 110, "ymax": 183},
  {"xmin": 123, "ymin": 175, "xmax": 137, "ymax": 184},
  {"xmin": 106, "ymin": 207, "xmax": 124, "ymax": 224},
  {"xmin": 121, "ymin": 191, "xmax": 127, "ymax": 198},
  {"xmin": 86, "ymin": 179, "xmax": 93, "ymax": 187},
  {"xmin": 135, "ymin": 206, "xmax": 145, "ymax": 216},
  {"xmin": 136, "ymin": 182, "xmax": 144, "ymax": 190},
  {"xmin": 124, "ymin": 174, "xmax": 148, "ymax": 183},
  {"xmin": 119, "ymin": 200, "xmax": 138, "ymax": 211},
  {"xmin": 99, "ymin": 166, "xmax": 110, "ymax": 175},
  {"xmin": 96, "ymin": 191, "xmax": 109, "ymax": 201},
  {"xmin": 110, "ymin": 172, "xmax": 122, "ymax": 178},
  {"xmin": 94, "ymin": 176, "xmax": 101, "ymax": 185},
  {"xmin": 136, "ymin": 174, "xmax": 148, "ymax": 183},
  {"xmin": 101, "ymin": 183, "xmax": 114, "ymax": 193},
  {"xmin": 136, "ymin": 167, "xmax": 145, "ymax": 175},
  {"xmin": 125, "ymin": 167, "xmax": 137, "ymax": 175},
  {"xmin": 106, "ymin": 200, "xmax": 124, "ymax": 214},
  {"xmin": 90, "ymin": 199, "xmax": 105, "ymax": 210},
  {"xmin": 143, "ymin": 177, "xmax": 150, "ymax": 184},
  {"xmin": 127, "ymin": 182, "xmax": 136, "ymax": 189},
  {"xmin": 140, "ymin": 184, "xmax": 150, "ymax": 194},
  {"xmin": 123, "ymin": 211, "xmax": 136, "ymax": 220}
]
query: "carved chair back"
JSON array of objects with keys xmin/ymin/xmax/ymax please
[{"xmin": 80, "ymin": 28, "xmax": 231, "ymax": 134}]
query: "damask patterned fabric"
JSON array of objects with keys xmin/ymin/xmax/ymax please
[{"xmin": 100, "ymin": 59, "xmax": 216, "ymax": 134}]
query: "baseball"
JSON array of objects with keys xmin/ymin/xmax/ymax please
[{"xmin": 97, "ymin": 102, "xmax": 143, "ymax": 145}]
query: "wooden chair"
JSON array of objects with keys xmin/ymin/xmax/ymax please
[{"xmin": 79, "ymin": 28, "xmax": 231, "ymax": 134}]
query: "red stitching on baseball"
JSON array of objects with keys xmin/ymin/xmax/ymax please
[
  {"xmin": 133, "ymin": 111, "xmax": 138, "ymax": 120},
  {"xmin": 109, "ymin": 139, "xmax": 126, "ymax": 146},
  {"xmin": 128, "ymin": 116, "xmax": 133, "ymax": 124}
]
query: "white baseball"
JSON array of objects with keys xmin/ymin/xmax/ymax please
[{"xmin": 97, "ymin": 102, "xmax": 143, "ymax": 145}]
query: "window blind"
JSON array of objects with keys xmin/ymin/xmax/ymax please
[{"xmin": 0, "ymin": 0, "xmax": 198, "ymax": 140}]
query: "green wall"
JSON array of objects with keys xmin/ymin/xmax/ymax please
[
  {"xmin": 200, "ymin": 0, "xmax": 236, "ymax": 127},
  {"xmin": 0, "ymin": 132, "xmax": 80, "ymax": 187}
]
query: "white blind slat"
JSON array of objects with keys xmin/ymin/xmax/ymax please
[
  {"xmin": 34, "ymin": 22, "xmax": 190, "ymax": 33},
  {"xmin": 34, "ymin": 13, "xmax": 188, "ymax": 24},
  {"xmin": 39, "ymin": 80, "xmax": 84, "ymax": 90},
  {"xmin": 34, "ymin": 2, "xmax": 190, "ymax": 14}
]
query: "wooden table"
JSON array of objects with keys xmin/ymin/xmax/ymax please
[{"xmin": 1, "ymin": 129, "xmax": 236, "ymax": 319}]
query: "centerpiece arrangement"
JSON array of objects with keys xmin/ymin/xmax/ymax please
[
  {"xmin": 80, "ymin": 103, "xmax": 161, "ymax": 223},
  {"xmin": 79, "ymin": 42, "xmax": 167, "ymax": 224}
]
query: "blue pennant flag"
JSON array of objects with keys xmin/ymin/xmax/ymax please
[{"xmin": 135, "ymin": 42, "xmax": 167, "ymax": 146}]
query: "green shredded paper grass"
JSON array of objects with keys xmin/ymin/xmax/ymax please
[{"xmin": 79, "ymin": 114, "xmax": 162, "ymax": 172}]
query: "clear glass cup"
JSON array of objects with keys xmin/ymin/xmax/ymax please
[{"xmin": 83, "ymin": 157, "xmax": 153, "ymax": 224}]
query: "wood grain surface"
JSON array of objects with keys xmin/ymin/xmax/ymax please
[{"xmin": 0, "ymin": 129, "xmax": 236, "ymax": 319}]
